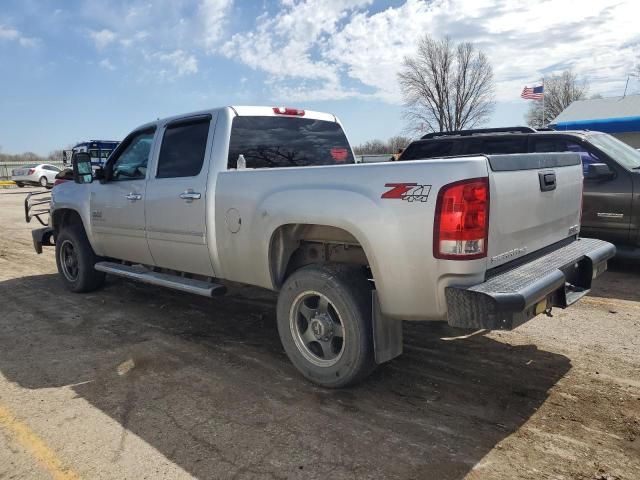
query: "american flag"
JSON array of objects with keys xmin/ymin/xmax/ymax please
[{"xmin": 521, "ymin": 85, "xmax": 544, "ymax": 100}]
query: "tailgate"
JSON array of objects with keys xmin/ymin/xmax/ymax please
[{"xmin": 486, "ymin": 153, "xmax": 583, "ymax": 268}]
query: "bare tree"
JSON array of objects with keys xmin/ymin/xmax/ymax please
[
  {"xmin": 387, "ymin": 135, "xmax": 412, "ymax": 154},
  {"xmin": 353, "ymin": 136, "xmax": 413, "ymax": 155},
  {"xmin": 47, "ymin": 149, "xmax": 65, "ymax": 163},
  {"xmin": 398, "ymin": 36, "xmax": 495, "ymax": 134},
  {"xmin": 353, "ymin": 139, "xmax": 388, "ymax": 155},
  {"xmin": 526, "ymin": 70, "xmax": 589, "ymax": 128}
]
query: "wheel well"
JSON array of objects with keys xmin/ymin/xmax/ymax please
[
  {"xmin": 52, "ymin": 209, "xmax": 84, "ymax": 234},
  {"xmin": 269, "ymin": 224, "xmax": 370, "ymax": 288}
]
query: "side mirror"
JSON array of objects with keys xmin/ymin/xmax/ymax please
[
  {"xmin": 586, "ymin": 163, "xmax": 614, "ymax": 180},
  {"xmin": 72, "ymin": 152, "xmax": 94, "ymax": 184}
]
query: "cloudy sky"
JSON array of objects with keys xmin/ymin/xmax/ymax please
[{"xmin": 1, "ymin": 0, "xmax": 639, "ymax": 155}]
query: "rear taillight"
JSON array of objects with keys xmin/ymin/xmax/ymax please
[
  {"xmin": 28, "ymin": 169, "xmax": 35, "ymax": 175},
  {"xmin": 434, "ymin": 177, "xmax": 489, "ymax": 260},
  {"xmin": 53, "ymin": 179, "xmax": 67, "ymax": 187},
  {"xmin": 272, "ymin": 107, "xmax": 305, "ymax": 116}
]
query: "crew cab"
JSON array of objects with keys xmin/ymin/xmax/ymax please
[
  {"xmin": 30, "ymin": 107, "xmax": 615, "ymax": 387},
  {"xmin": 400, "ymin": 126, "xmax": 640, "ymax": 257}
]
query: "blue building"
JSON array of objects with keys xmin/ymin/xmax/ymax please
[{"xmin": 550, "ymin": 95, "xmax": 640, "ymax": 148}]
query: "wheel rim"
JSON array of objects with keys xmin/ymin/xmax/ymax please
[
  {"xmin": 289, "ymin": 291, "xmax": 345, "ymax": 367},
  {"xmin": 60, "ymin": 240, "xmax": 79, "ymax": 282},
  {"xmin": 40, "ymin": 177, "xmax": 47, "ymax": 186}
]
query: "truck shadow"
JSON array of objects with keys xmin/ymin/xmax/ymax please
[
  {"xmin": 588, "ymin": 259, "xmax": 640, "ymax": 302},
  {"xmin": 0, "ymin": 274, "xmax": 571, "ymax": 480}
]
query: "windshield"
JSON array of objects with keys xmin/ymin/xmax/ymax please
[{"xmin": 588, "ymin": 133, "xmax": 640, "ymax": 170}]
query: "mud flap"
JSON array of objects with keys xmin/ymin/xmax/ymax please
[
  {"xmin": 372, "ymin": 290, "xmax": 403, "ymax": 364},
  {"xmin": 32, "ymin": 227, "xmax": 54, "ymax": 254}
]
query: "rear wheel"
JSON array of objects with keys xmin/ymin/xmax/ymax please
[
  {"xmin": 39, "ymin": 176, "xmax": 48, "ymax": 188},
  {"xmin": 15, "ymin": 182, "xmax": 24, "ymax": 188},
  {"xmin": 277, "ymin": 263, "xmax": 375, "ymax": 388},
  {"xmin": 55, "ymin": 225, "xmax": 105, "ymax": 293}
]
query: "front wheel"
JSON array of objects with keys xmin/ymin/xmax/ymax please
[
  {"xmin": 55, "ymin": 225, "xmax": 105, "ymax": 293},
  {"xmin": 277, "ymin": 264, "xmax": 375, "ymax": 388},
  {"xmin": 15, "ymin": 182, "xmax": 24, "ymax": 188}
]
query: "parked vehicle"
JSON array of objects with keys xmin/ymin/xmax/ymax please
[
  {"xmin": 29, "ymin": 107, "xmax": 614, "ymax": 387},
  {"xmin": 400, "ymin": 127, "xmax": 640, "ymax": 257},
  {"xmin": 63, "ymin": 140, "xmax": 120, "ymax": 168},
  {"xmin": 11, "ymin": 163, "xmax": 61, "ymax": 188}
]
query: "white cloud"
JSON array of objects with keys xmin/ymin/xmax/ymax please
[
  {"xmin": 89, "ymin": 28, "xmax": 116, "ymax": 49},
  {"xmin": 153, "ymin": 49, "xmax": 199, "ymax": 78},
  {"xmin": 222, "ymin": 0, "xmax": 640, "ymax": 103},
  {"xmin": 81, "ymin": 1, "xmax": 229, "ymax": 80},
  {"xmin": 18, "ymin": 37, "xmax": 41, "ymax": 48},
  {"xmin": 0, "ymin": 24, "xmax": 19, "ymax": 40},
  {"xmin": 99, "ymin": 58, "xmax": 116, "ymax": 71},
  {"xmin": 221, "ymin": 0, "xmax": 372, "ymax": 100},
  {"xmin": 0, "ymin": 24, "xmax": 41, "ymax": 48},
  {"xmin": 200, "ymin": 0, "xmax": 234, "ymax": 51}
]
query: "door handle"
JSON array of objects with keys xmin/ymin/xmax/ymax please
[
  {"xmin": 125, "ymin": 193, "xmax": 142, "ymax": 201},
  {"xmin": 538, "ymin": 171, "xmax": 556, "ymax": 192},
  {"xmin": 179, "ymin": 190, "xmax": 201, "ymax": 203}
]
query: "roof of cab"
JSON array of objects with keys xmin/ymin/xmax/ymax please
[
  {"xmin": 142, "ymin": 105, "xmax": 338, "ymax": 129},
  {"xmin": 230, "ymin": 106, "xmax": 336, "ymax": 122}
]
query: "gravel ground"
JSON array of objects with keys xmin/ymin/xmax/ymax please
[{"xmin": 0, "ymin": 186, "xmax": 638, "ymax": 480}]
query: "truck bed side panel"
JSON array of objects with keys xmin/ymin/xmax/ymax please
[{"xmin": 213, "ymin": 158, "xmax": 489, "ymax": 320}]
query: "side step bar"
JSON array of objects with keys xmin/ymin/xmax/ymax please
[{"xmin": 94, "ymin": 262, "xmax": 226, "ymax": 297}]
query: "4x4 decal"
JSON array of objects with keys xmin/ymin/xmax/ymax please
[{"xmin": 381, "ymin": 183, "xmax": 431, "ymax": 202}]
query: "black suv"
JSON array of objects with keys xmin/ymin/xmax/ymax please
[{"xmin": 399, "ymin": 127, "xmax": 640, "ymax": 257}]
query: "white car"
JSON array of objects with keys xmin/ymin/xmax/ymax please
[{"xmin": 11, "ymin": 164, "xmax": 61, "ymax": 188}]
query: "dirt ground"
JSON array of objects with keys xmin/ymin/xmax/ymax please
[{"xmin": 0, "ymin": 186, "xmax": 638, "ymax": 480}]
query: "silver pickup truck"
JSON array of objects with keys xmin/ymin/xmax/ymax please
[{"xmin": 30, "ymin": 106, "xmax": 615, "ymax": 387}]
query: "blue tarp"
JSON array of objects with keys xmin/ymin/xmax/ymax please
[{"xmin": 554, "ymin": 115, "xmax": 640, "ymax": 133}]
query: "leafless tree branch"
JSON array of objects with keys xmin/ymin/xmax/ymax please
[
  {"xmin": 398, "ymin": 35, "xmax": 495, "ymax": 135},
  {"xmin": 525, "ymin": 70, "xmax": 589, "ymax": 128}
]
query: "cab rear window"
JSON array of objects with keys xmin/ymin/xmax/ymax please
[{"xmin": 227, "ymin": 116, "xmax": 354, "ymax": 169}]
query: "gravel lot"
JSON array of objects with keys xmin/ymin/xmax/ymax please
[{"xmin": 0, "ymin": 186, "xmax": 638, "ymax": 480}]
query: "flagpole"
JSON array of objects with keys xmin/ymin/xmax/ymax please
[{"xmin": 541, "ymin": 77, "xmax": 545, "ymax": 127}]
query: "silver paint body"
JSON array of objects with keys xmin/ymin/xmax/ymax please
[{"xmin": 50, "ymin": 106, "xmax": 584, "ymax": 321}]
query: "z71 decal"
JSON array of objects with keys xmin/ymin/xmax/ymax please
[{"xmin": 381, "ymin": 183, "xmax": 431, "ymax": 202}]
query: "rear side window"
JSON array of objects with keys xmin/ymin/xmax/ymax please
[
  {"xmin": 532, "ymin": 138, "xmax": 568, "ymax": 153},
  {"xmin": 466, "ymin": 137, "xmax": 528, "ymax": 155},
  {"xmin": 157, "ymin": 119, "xmax": 210, "ymax": 178},
  {"xmin": 532, "ymin": 137, "xmax": 603, "ymax": 175},
  {"xmin": 399, "ymin": 141, "xmax": 454, "ymax": 160},
  {"xmin": 227, "ymin": 116, "xmax": 354, "ymax": 169}
]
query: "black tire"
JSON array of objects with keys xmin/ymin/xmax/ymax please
[
  {"xmin": 15, "ymin": 182, "xmax": 24, "ymax": 188},
  {"xmin": 55, "ymin": 224, "xmax": 105, "ymax": 293},
  {"xmin": 277, "ymin": 263, "xmax": 375, "ymax": 388},
  {"xmin": 39, "ymin": 176, "xmax": 48, "ymax": 187}
]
